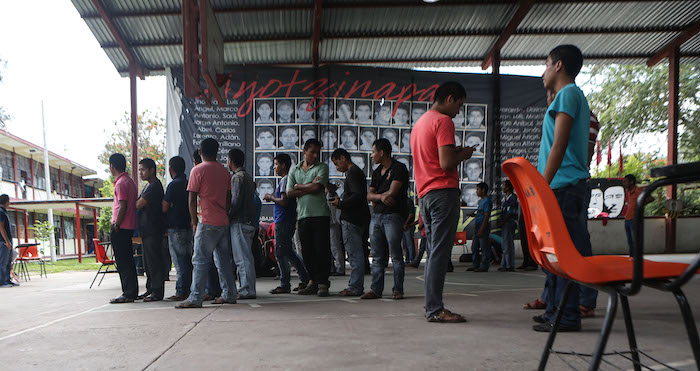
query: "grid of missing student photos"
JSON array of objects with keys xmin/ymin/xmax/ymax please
[{"xmin": 253, "ymin": 97, "xmax": 488, "ymax": 207}]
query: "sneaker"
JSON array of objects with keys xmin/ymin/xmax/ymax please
[
  {"xmin": 293, "ymin": 282, "xmax": 307, "ymax": 292},
  {"xmin": 427, "ymin": 309, "xmax": 467, "ymax": 323},
  {"xmin": 298, "ymin": 282, "xmax": 318, "ymax": 295},
  {"xmin": 269, "ymin": 286, "xmax": 291, "ymax": 294},
  {"xmin": 532, "ymin": 314, "xmax": 547, "ymax": 324},
  {"xmin": 175, "ymin": 300, "xmax": 202, "ymax": 309},
  {"xmin": 532, "ymin": 321, "xmax": 581, "ymax": 332},
  {"xmin": 360, "ymin": 291, "xmax": 381, "ymax": 300},
  {"xmin": 466, "ymin": 267, "xmax": 475, "ymax": 272},
  {"xmin": 0, "ymin": 283, "xmax": 13, "ymax": 288},
  {"xmin": 317, "ymin": 284, "xmax": 329, "ymax": 297}
]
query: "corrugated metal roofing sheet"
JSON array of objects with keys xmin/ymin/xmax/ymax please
[{"xmin": 217, "ymin": 9, "xmax": 313, "ymax": 39}]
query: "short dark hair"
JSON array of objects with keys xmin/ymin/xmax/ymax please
[
  {"xmin": 331, "ymin": 148, "xmax": 351, "ymax": 161},
  {"xmin": 304, "ymin": 138, "xmax": 322, "ymax": 151},
  {"xmin": 139, "ymin": 158, "xmax": 156, "ymax": 172},
  {"xmin": 548, "ymin": 44, "xmax": 583, "ymax": 79},
  {"xmin": 503, "ymin": 179, "xmax": 513, "ymax": 191},
  {"xmin": 169, "ymin": 156, "xmax": 186, "ymax": 175},
  {"xmin": 228, "ymin": 149, "xmax": 245, "ymax": 167},
  {"xmin": 274, "ymin": 153, "xmax": 291, "ymax": 169},
  {"xmin": 477, "ymin": 182, "xmax": 489, "ymax": 193},
  {"xmin": 624, "ymin": 174, "xmax": 636, "ymax": 184},
  {"xmin": 256, "ymin": 127, "xmax": 275, "ymax": 137},
  {"xmin": 109, "ymin": 153, "xmax": 127, "ymax": 172},
  {"xmin": 193, "ymin": 149, "xmax": 202, "ymax": 165},
  {"xmin": 200, "ymin": 138, "xmax": 219, "ymax": 158},
  {"xmin": 373, "ymin": 138, "xmax": 392, "ymax": 156},
  {"xmin": 434, "ymin": 81, "xmax": 467, "ymax": 104},
  {"xmin": 0, "ymin": 194, "xmax": 9, "ymax": 205}
]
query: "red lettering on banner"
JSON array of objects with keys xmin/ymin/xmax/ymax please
[
  {"xmin": 282, "ymin": 70, "xmax": 307, "ymax": 97},
  {"xmin": 345, "ymin": 80, "xmax": 373, "ymax": 98},
  {"xmin": 418, "ymin": 84, "xmax": 439, "ymax": 102},
  {"xmin": 260, "ymin": 79, "xmax": 283, "ymax": 98},
  {"xmin": 371, "ymin": 82, "xmax": 397, "ymax": 100}
]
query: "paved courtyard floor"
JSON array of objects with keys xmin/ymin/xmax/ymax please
[{"xmin": 1, "ymin": 260, "xmax": 699, "ymax": 370}]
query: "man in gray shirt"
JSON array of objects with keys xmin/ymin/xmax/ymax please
[{"xmin": 228, "ymin": 149, "xmax": 257, "ymax": 299}]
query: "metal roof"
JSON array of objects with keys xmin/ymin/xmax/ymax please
[{"xmin": 71, "ymin": 0, "xmax": 700, "ymax": 76}]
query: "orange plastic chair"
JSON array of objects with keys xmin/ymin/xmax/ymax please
[
  {"xmin": 90, "ymin": 238, "xmax": 117, "ymax": 288},
  {"xmin": 19, "ymin": 244, "xmax": 47, "ymax": 278},
  {"xmin": 502, "ymin": 157, "xmax": 700, "ymax": 371}
]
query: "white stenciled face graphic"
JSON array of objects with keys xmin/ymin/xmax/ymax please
[
  {"xmin": 588, "ymin": 188, "xmax": 603, "ymax": 218},
  {"xmin": 280, "ymin": 128, "xmax": 298, "ymax": 149},
  {"xmin": 317, "ymin": 104, "xmax": 331, "ymax": 122},
  {"xmin": 257, "ymin": 182, "xmax": 274, "ymax": 201},
  {"xmin": 604, "ymin": 186, "xmax": 625, "ymax": 218}
]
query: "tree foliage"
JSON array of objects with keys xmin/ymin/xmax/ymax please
[
  {"xmin": 97, "ymin": 110, "xmax": 166, "ymax": 178},
  {"xmin": 584, "ymin": 63, "xmax": 700, "ymax": 161},
  {"xmin": 97, "ymin": 179, "xmax": 114, "ymax": 235}
]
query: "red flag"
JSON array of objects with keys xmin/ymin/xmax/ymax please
[
  {"xmin": 596, "ymin": 140, "xmax": 601, "ymax": 166},
  {"xmin": 619, "ymin": 144, "xmax": 624, "ymax": 175},
  {"xmin": 607, "ymin": 138, "xmax": 612, "ymax": 167}
]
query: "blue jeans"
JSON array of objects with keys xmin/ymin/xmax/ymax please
[
  {"xmin": 0, "ymin": 243, "xmax": 10, "ymax": 284},
  {"xmin": 342, "ymin": 220, "xmax": 366, "ymax": 295},
  {"xmin": 187, "ymin": 223, "xmax": 238, "ymax": 305},
  {"xmin": 421, "ymin": 189, "xmax": 461, "ymax": 318},
  {"xmin": 230, "ymin": 223, "xmax": 257, "ymax": 297},
  {"xmin": 402, "ymin": 229, "xmax": 416, "ymax": 263},
  {"xmin": 168, "ymin": 229, "xmax": 194, "ymax": 297},
  {"xmin": 369, "ymin": 213, "xmax": 405, "ymax": 295},
  {"xmin": 471, "ymin": 225, "xmax": 491, "ymax": 270},
  {"xmin": 544, "ymin": 180, "xmax": 597, "ymax": 327},
  {"xmin": 624, "ymin": 219, "xmax": 635, "ymax": 257},
  {"xmin": 501, "ymin": 221, "xmax": 516, "ymax": 269},
  {"xmin": 274, "ymin": 221, "xmax": 308, "ymax": 289}
]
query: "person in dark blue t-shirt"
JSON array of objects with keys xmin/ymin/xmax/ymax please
[
  {"xmin": 468, "ymin": 182, "xmax": 492, "ymax": 272},
  {"xmin": 264, "ymin": 153, "xmax": 309, "ymax": 294},
  {"xmin": 0, "ymin": 194, "xmax": 15, "ymax": 287},
  {"xmin": 163, "ymin": 156, "xmax": 193, "ymax": 301}
]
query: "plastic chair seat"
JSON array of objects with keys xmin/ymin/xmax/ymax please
[{"xmin": 546, "ymin": 255, "xmax": 695, "ymax": 285}]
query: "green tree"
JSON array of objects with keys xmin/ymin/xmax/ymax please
[
  {"xmin": 97, "ymin": 178, "xmax": 114, "ymax": 235},
  {"xmin": 98, "ymin": 110, "xmax": 166, "ymax": 178},
  {"xmin": 29, "ymin": 220, "xmax": 56, "ymax": 255},
  {"xmin": 584, "ymin": 63, "xmax": 700, "ymax": 161}
]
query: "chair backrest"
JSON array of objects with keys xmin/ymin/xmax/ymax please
[
  {"xmin": 93, "ymin": 239, "xmax": 109, "ymax": 264},
  {"xmin": 21, "ymin": 244, "xmax": 40, "ymax": 259},
  {"xmin": 502, "ymin": 158, "xmax": 590, "ymax": 280},
  {"xmin": 454, "ymin": 231, "xmax": 467, "ymax": 245}
]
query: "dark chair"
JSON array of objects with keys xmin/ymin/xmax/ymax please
[
  {"xmin": 90, "ymin": 238, "xmax": 117, "ymax": 288},
  {"xmin": 502, "ymin": 157, "xmax": 700, "ymax": 371}
]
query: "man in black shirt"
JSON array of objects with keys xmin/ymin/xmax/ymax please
[
  {"xmin": 163, "ymin": 156, "xmax": 193, "ymax": 301},
  {"xmin": 363, "ymin": 138, "xmax": 409, "ymax": 300},
  {"xmin": 330, "ymin": 149, "xmax": 370, "ymax": 296},
  {"xmin": 0, "ymin": 194, "xmax": 15, "ymax": 288},
  {"xmin": 136, "ymin": 158, "xmax": 167, "ymax": 301}
]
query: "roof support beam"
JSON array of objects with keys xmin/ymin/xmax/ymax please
[
  {"xmin": 482, "ymin": 0, "xmax": 535, "ymax": 70},
  {"xmin": 647, "ymin": 19, "xmax": 700, "ymax": 67},
  {"xmin": 664, "ymin": 46, "xmax": 680, "ymax": 253},
  {"xmin": 312, "ymin": 0, "xmax": 323, "ymax": 67},
  {"xmin": 90, "ymin": 0, "xmax": 145, "ymax": 79}
]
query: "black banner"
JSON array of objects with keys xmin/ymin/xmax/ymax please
[{"xmin": 172, "ymin": 65, "xmax": 546, "ymax": 230}]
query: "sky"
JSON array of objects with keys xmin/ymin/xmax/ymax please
[{"xmin": 0, "ymin": 1, "xmax": 665, "ymax": 180}]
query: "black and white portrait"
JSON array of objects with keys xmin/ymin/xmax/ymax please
[
  {"xmin": 278, "ymin": 152, "xmax": 298, "ymax": 169},
  {"xmin": 396, "ymin": 155, "xmax": 412, "ymax": 174},
  {"xmin": 339, "ymin": 126, "xmax": 358, "ymax": 150},
  {"xmin": 322, "ymin": 152, "xmax": 343, "ymax": 177},
  {"xmin": 464, "ymin": 131, "xmax": 485, "ymax": 155},
  {"xmin": 462, "ymin": 158, "xmax": 483, "ymax": 182},
  {"xmin": 315, "ymin": 100, "xmax": 334, "ymax": 123},
  {"xmin": 321, "ymin": 127, "xmax": 338, "ymax": 150},
  {"xmin": 350, "ymin": 153, "xmax": 369, "ymax": 175},
  {"xmin": 330, "ymin": 179, "xmax": 345, "ymax": 198},
  {"xmin": 373, "ymin": 101, "xmax": 392, "ymax": 126},
  {"xmin": 400, "ymin": 129, "xmax": 411, "ymax": 153},
  {"xmin": 604, "ymin": 185, "xmax": 625, "ymax": 218},
  {"xmin": 411, "ymin": 102, "xmax": 428, "ymax": 125},
  {"xmin": 461, "ymin": 184, "xmax": 479, "ymax": 208},
  {"xmin": 355, "ymin": 100, "xmax": 373, "ymax": 125},
  {"xmin": 256, "ymin": 153, "xmax": 275, "ymax": 177},
  {"xmin": 255, "ymin": 100, "xmax": 274, "ymax": 124},
  {"xmin": 452, "ymin": 106, "xmax": 466, "ymax": 129},
  {"xmin": 256, "ymin": 178, "xmax": 276, "ymax": 203},
  {"xmin": 278, "ymin": 126, "xmax": 300, "ymax": 150},
  {"xmin": 392, "ymin": 103, "xmax": 410, "ymax": 127},
  {"xmin": 380, "ymin": 128, "xmax": 400, "ymax": 153},
  {"xmin": 454, "ymin": 131, "xmax": 463, "ymax": 147},
  {"xmin": 301, "ymin": 126, "xmax": 318, "ymax": 147},
  {"xmin": 296, "ymin": 99, "xmax": 315, "ymax": 123},
  {"xmin": 359, "ymin": 127, "xmax": 377, "ymax": 151},
  {"xmin": 336, "ymin": 100, "xmax": 354, "ymax": 124},
  {"xmin": 466, "ymin": 105, "xmax": 486, "ymax": 129},
  {"xmin": 276, "ymin": 99, "xmax": 295, "ymax": 124},
  {"xmin": 255, "ymin": 126, "xmax": 276, "ymax": 150}
]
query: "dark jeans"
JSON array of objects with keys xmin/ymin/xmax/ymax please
[
  {"xmin": 111, "ymin": 226, "xmax": 138, "ymax": 299},
  {"xmin": 420, "ymin": 188, "xmax": 461, "ymax": 318},
  {"xmin": 624, "ymin": 219, "xmax": 635, "ymax": 257},
  {"xmin": 207, "ymin": 265, "xmax": 222, "ymax": 297},
  {"xmin": 414, "ymin": 236, "xmax": 430, "ymax": 263},
  {"xmin": 142, "ymin": 234, "xmax": 167, "ymax": 299},
  {"xmin": 274, "ymin": 220, "xmax": 308, "ymax": 289},
  {"xmin": 0, "ymin": 243, "xmax": 10, "ymax": 284},
  {"xmin": 544, "ymin": 180, "xmax": 597, "ymax": 327},
  {"xmin": 471, "ymin": 224, "xmax": 491, "ymax": 270},
  {"xmin": 402, "ymin": 229, "xmax": 416, "ymax": 263},
  {"xmin": 369, "ymin": 213, "xmax": 405, "ymax": 295},
  {"xmin": 168, "ymin": 228, "xmax": 194, "ymax": 297},
  {"xmin": 519, "ymin": 214, "xmax": 536, "ymax": 267},
  {"xmin": 298, "ymin": 216, "xmax": 331, "ymax": 286}
]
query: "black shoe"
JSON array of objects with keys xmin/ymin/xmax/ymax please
[
  {"xmin": 331, "ymin": 272, "xmax": 346, "ymax": 276},
  {"xmin": 137, "ymin": 291, "xmax": 152, "ymax": 300},
  {"xmin": 532, "ymin": 321, "xmax": 581, "ymax": 332},
  {"xmin": 466, "ymin": 267, "xmax": 475, "ymax": 272},
  {"xmin": 407, "ymin": 261, "xmax": 420, "ymax": 268},
  {"xmin": 474, "ymin": 267, "xmax": 488, "ymax": 272},
  {"xmin": 532, "ymin": 314, "xmax": 547, "ymax": 324}
]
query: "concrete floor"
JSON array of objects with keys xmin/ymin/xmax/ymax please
[{"xmin": 1, "ymin": 263, "xmax": 699, "ymax": 371}]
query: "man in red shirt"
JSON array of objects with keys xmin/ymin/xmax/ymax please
[
  {"xmin": 108, "ymin": 153, "xmax": 139, "ymax": 304},
  {"xmin": 411, "ymin": 81, "xmax": 474, "ymax": 323},
  {"xmin": 622, "ymin": 174, "xmax": 654, "ymax": 256}
]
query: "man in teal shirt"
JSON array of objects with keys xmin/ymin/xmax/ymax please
[
  {"xmin": 532, "ymin": 44, "xmax": 595, "ymax": 333},
  {"xmin": 287, "ymin": 138, "xmax": 332, "ymax": 297}
]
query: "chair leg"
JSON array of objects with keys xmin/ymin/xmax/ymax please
[
  {"xmin": 620, "ymin": 295, "xmax": 641, "ymax": 371},
  {"xmin": 589, "ymin": 291, "xmax": 619, "ymax": 371},
  {"xmin": 539, "ymin": 280, "xmax": 575, "ymax": 371},
  {"xmin": 672, "ymin": 288, "xmax": 700, "ymax": 366},
  {"xmin": 98, "ymin": 267, "xmax": 108, "ymax": 286},
  {"xmin": 90, "ymin": 265, "xmax": 102, "ymax": 289}
]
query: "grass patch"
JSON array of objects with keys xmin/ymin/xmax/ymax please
[{"xmin": 19, "ymin": 257, "xmax": 102, "ymax": 274}]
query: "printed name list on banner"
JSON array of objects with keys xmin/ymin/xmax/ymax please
[
  {"xmin": 191, "ymin": 98, "xmax": 244, "ymax": 163},
  {"xmin": 498, "ymin": 106, "xmax": 546, "ymax": 166}
]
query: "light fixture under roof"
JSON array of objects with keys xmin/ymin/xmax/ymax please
[{"xmin": 423, "ymin": 0, "xmax": 440, "ymax": 3}]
